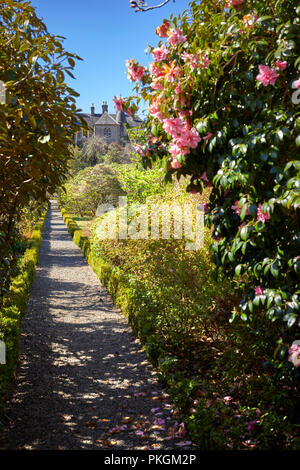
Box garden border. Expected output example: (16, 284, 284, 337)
(0, 208, 48, 416)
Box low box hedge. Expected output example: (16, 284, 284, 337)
(0, 209, 48, 416)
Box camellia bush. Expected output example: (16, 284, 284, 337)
(121, 0, 300, 376)
(0, 0, 85, 295)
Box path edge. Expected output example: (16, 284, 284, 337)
(0, 207, 48, 419)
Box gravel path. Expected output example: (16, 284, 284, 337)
(0, 201, 191, 450)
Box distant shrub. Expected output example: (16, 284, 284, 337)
(59, 164, 125, 217)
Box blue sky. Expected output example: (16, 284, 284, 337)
(31, 0, 191, 117)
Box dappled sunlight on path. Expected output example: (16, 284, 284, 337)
(0, 202, 191, 450)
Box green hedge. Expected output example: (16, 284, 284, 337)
(60, 207, 300, 450)
(0, 209, 48, 415)
(60, 208, 158, 348)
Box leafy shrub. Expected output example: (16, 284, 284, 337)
(58, 164, 125, 217)
(0, 1, 82, 294)
(61, 204, 299, 449)
(113, 161, 173, 205)
(81, 136, 109, 166)
(124, 0, 300, 374)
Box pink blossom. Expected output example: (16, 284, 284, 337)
(293, 78, 300, 89)
(167, 28, 187, 47)
(175, 441, 192, 447)
(203, 132, 213, 141)
(155, 21, 170, 38)
(257, 203, 270, 223)
(182, 52, 200, 71)
(149, 62, 164, 78)
(256, 65, 278, 86)
(288, 344, 300, 367)
(247, 420, 259, 433)
(150, 79, 164, 90)
(226, 0, 244, 6)
(232, 200, 249, 216)
(255, 286, 263, 296)
(126, 59, 146, 81)
(113, 96, 125, 112)
(169, 142, 189, 159)
(200, 171, 213, 187)
(153, 418, 165, 426)
(148, 102, 162, 121)
(174, 83, 182, 94)
(163, 117, 185, 138)
(187, 128, 201, 149)
(275, 60, 287, 71)
(171, 159, 182, 169)
(223, 396, 233, 404)
(152, 45, 169, 62)
(200, 53, 211, 68)
(202, 203, 210, 214)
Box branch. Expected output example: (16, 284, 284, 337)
(130, 0, 174, 12)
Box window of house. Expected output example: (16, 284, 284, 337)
(104, 128, 112, 138)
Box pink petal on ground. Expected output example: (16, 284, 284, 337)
(176, 441, 192, 447)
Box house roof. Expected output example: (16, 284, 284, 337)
(94, 112, 119, 126)
(77, 111, 143, 129)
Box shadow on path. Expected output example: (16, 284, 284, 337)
(0, 203, 188, 450)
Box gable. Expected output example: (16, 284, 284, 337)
(94, 112, 119, 126)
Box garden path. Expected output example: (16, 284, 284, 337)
(0, 201, 191, 450)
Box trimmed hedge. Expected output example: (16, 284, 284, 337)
(0, 209, 48, 415)
(60, 207, 300, 450)
(60, 208, 159, 349)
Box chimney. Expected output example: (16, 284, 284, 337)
(91, 103, 95, 116)
(102, 101, 108, 113)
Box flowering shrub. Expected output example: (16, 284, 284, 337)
(125, 0, 300, 373)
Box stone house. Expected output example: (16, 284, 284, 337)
(74, 101, 143, 146)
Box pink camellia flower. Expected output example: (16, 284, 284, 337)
(171, 159, 181, 169)
(126, 59, 146, 82)
(200, 171, 213, 187)
(257, 203, 270, 223)
(255, 286, 263, 296)
(256, 65, 278, 86)
(232, 200, 249, 216)
(163, 117, 185, 138)
(186, 127, 201, 149)
(293, 78, 300, 89)
(169, 141, 189, 158)
(226, 0, 244, 7)
(167, 28, 187, 47)
(200, 53, 211, 68)
(113, 95, 125, 112)
(149, 62, 164, 78)
(223, 396, 233, 404)
(247, 420, 259, 433)
(155, 21, 170, 38)
(152, 45, 169, 62)
(275, 60, 287, 71)
(288, 344, 300, 367)
(203, 132, 213, 141)
(148, 102, 162, 121)
(174, 83, 182, 95)
(150, 79, 164, 90)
